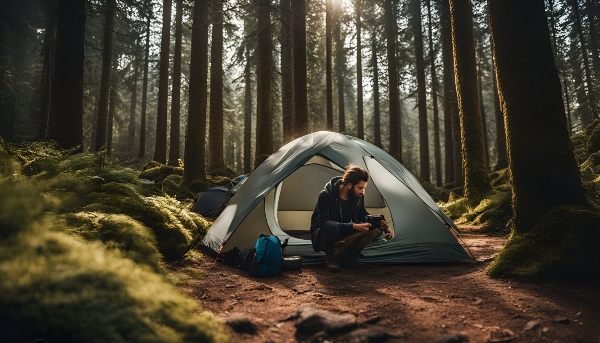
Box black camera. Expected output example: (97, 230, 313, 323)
(365, 214, 385, 230)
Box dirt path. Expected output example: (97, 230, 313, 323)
(169, 232, 600, 342)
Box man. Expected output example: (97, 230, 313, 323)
(310, 166, 392, 271)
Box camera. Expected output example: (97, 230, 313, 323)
(365, 214, 385, 230)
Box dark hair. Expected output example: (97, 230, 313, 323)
(341, 166, 369, 186)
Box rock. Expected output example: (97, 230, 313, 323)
(339, 328, 390, 343)
(488, 328, 515, 343)
(432, 332, 469, 343)
(471, 298, 483, 305)
(295, 303, 358, 335)
(523, 319, 540, 332)
(553, 317, 570, 323)
(226, 312, 257, 334)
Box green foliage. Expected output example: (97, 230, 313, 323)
(488, 206, 600, 280)
(584, 119, 600, 156)
(421, 182, 451, 202)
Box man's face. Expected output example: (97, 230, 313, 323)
(350, 180, 367, 198)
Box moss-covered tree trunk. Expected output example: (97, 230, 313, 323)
(167, 0, 183, 166)
(292, 0, 308, 138)
(153, 0, 172, 164)
(450, 0, 490, 198)
(440, 0, 456, 185)
(255, 0, 273, 167)
(182, 0, 209, 187)
(488, 0, 598, 279)
(94, 0, 116, 151)
(384, 0, 400, 161)
(491, 55, 507, 170)
(138, 17, 151, 159)
(477, 67, 489, 166)
(243, 42, 252, 174)
(280, 0, 293, 143)
(356, 0, 364, 139)
(39, 0, 56, 141)
(372, 31, 382, 148)
(47, 0, 85, 151)
(208, 0, 225, 171)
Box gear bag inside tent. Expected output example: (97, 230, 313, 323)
(201, 131, 474, 264)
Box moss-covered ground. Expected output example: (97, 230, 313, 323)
(0, 138, 229, 343)
(436, 121, 600, 280)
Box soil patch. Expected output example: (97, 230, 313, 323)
(169, 231, 600, 342)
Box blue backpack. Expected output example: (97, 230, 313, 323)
(238, 235, 286, 277)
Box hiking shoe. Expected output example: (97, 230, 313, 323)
(340, 258, 361, 269)
(325, 257, 341, 272)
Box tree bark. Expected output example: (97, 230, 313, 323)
(47, 0, 85, 151)
(280, 0, 294, 143)
(488, 0, 589, 231)
(440, 0, 456, 184)
(334, 0, 345, 133)
(128, 38, 139, 158)
(208, 0, 225, 171)
(107, 63, 116, 157)
(326, 0, 333, 131)
(491, 55, 507, 170)
(292, 0, 308, 138)
(372, 31, 382, 148)
(477, 65, 490, 166)
(139, 16, 151, 159)
(450, 0, 490, 199)
(384, 0, 400, 161)
(356, 0, 364, 139)
(255, 0, 273, 167)
(94, 0, 116, 151)
(244, 44, 252, 174)
(168, 0, 183, 166)
(427, 0, 442, 186)
(569, 0, 597, 125)
(153, 0, 172, 163)
(183, 0, 209, 186)
(39, 0, 57, 140)
(586, 0, 600, 79)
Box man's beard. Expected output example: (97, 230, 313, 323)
(350, 187, 363, 198)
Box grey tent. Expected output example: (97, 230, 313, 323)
(201, 131, 472, 264)
(192, 187, 229, 217)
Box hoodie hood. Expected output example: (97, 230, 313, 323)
(324, 176, 343, 201)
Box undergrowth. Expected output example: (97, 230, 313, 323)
(0, 138, 228, 342)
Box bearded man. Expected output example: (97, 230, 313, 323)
(310, 166, 392, 271)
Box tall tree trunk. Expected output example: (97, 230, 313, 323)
(372, 31, 382, 148)
(168, 0, 183, 166)
(39, 0, 57, 140)
(128, 39, 139, 158)
(107, 67, 116, 157)
(491, 56, 508, 170)
(427, 0, 442, 186)
(569, 0, 597, 125)
(292, 0, 308, 138)
(411, 0, 429, 181)
(244, 45, 252, 174)
(450, 0, 491, 199)
(488, 0, 589, 257)
(478, 66, 490, 166)
(440, 0, 456, 184)
(139, 17, 151, 159)
(586, 0, 600, 78)
(326, 0, 333, 131)
(47, 0, 85, 151)
(280, 0, 294, 143)
(208, 0, 225, 171)
(183, 0, 209, 186)
(384, 0, 401, 161)
(356, 0, 364, 139)
(255, 0, 273, 167)
(334, 1, 345, 133)
(94, 0, 116, 151)
(153, 0, 172, 163)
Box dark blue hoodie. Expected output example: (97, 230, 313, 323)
(309, 176, 369, 252)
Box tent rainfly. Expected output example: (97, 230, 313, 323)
(201, 131, 473, 264)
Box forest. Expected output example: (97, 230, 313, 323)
(1, 0, 600, 342)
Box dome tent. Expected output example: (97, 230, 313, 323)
(201, 131, 472, 264)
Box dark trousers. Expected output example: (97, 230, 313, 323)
(317, 224, 380, 261)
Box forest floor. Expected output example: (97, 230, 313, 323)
(168, 227, 600, 343)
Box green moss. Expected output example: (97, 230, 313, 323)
(162, 174, 183, 196)
(584, 119, 600, 156)
(488, 206, 600, 280)
(420, 182, 451, 202)
(208, 166, 238, 179)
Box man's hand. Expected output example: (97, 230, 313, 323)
(381, 220, 393, 240)
(353, 222, 371, 232)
